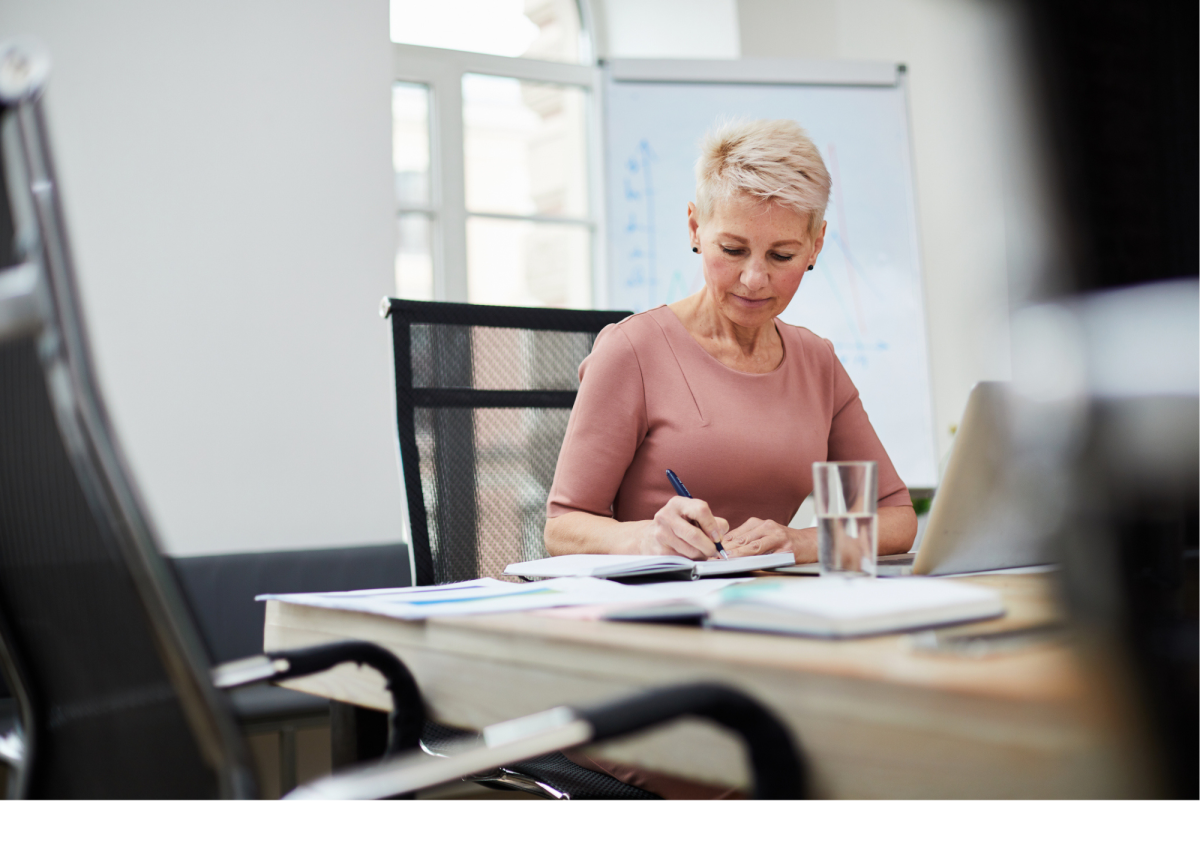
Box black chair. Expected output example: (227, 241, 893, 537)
(0, 39, 429, 798)
(173, 543, 411, 794)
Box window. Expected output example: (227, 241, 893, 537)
(393, 81, 434, 300)
(391, 0, 600, 309)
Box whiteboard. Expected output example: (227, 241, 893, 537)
(602, 59, 937, 489)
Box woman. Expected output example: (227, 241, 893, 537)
(545, 119, 916, 563)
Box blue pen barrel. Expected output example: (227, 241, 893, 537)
(664, 469, 729, 560)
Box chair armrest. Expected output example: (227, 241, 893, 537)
(284, 715, 592, 800)
(573, 682, 806, 799)
(211, 641, 424, 756)
(284, 681, 806, 800)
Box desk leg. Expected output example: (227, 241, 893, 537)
(330, 702, 388, 771)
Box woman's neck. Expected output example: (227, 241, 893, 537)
(668, 290, 783, 374)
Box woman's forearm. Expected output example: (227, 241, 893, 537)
(544, 511, 653, 556)
(785, 526, 819, 563)
(786, 505, 915, 563)
(546, 498, 729, 560)
(877, 505, 918, 556)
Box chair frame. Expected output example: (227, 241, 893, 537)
(0, 40, 258, 798)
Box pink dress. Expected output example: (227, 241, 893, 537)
(547, 306, 910, 526)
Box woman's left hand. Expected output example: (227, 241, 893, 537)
(722, 506, 916, 563)
(722, 518, 814, 560)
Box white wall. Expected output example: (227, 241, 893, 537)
(739, 0, 1063, 466)
(0, 0, 405, 556)
(593, 0, 741, 58)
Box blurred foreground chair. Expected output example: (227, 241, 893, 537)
(1011, 282, 1199, 798)
(0, 39, 427, 798)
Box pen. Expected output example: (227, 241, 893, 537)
(665, 469, 729, 560)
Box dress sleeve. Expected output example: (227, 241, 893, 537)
(823, 339, 913, 509)
(546, 324, 649, 519)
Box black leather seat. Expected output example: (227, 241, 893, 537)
(173, 544, 412, 793)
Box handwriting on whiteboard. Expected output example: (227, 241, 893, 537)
(620, 140, 657, 311)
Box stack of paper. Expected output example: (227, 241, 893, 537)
(257, 576, 747, 621)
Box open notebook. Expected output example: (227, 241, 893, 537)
(504, 552, 796, 581)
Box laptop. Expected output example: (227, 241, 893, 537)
(884, 381, 1057, 576)
(781, 381, 1057, 578)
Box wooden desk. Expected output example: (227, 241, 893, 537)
(263, 573, 1151, 798)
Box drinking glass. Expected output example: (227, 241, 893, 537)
(812, 461, 879, 578)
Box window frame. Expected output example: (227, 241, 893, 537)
(393, 42, 607, 307)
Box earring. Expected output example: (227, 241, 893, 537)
(692, 247, 699, 254)
(807, 264, 814, 271)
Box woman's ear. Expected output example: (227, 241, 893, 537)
(687, 202, 701, 250)
(810, 219, 828, 265)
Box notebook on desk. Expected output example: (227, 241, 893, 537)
(504, 552, 796, 581)
(706, 577, 1005, 638)
(605, 575, 1006, 637)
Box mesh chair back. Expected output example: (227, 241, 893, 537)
(0, 55, 253, 798)
(384, 299, 630, 585)
(0, 339, 231, 798)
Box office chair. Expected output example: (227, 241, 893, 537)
(1031, 282, 1199, 798)
(0, 38, 430, 798)
(175, 542, 412, 794)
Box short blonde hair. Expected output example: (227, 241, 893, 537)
(694, 119, 831, 237)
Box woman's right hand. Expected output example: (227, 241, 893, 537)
(640, 496, 730, 560)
